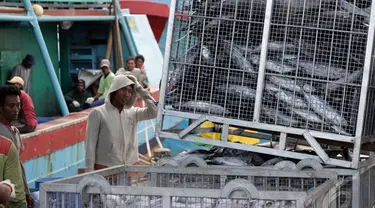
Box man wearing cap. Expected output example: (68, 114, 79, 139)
(6, 76, 37, 134)
(11, 54, 35, 94)
(64, 79, 92, 112)
(85, 59, 115, 108)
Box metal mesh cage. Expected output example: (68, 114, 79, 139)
(162, 0, 374, 138)
(40, 165, 344, 208)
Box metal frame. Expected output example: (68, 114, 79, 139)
(38, 158, 375, 208)
(156, 0, 375, 169)
(39, 164, 342, 208)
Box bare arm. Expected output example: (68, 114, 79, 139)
(85, 110, 101, 172)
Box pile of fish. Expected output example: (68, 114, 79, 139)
(165, 0, 372, 136)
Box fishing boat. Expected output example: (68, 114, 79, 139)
(0, 0, 197, 191)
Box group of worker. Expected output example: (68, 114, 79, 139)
(0, 53, 156, 207)
(64, 55, 149, 113)
(0, 55, 38, 207)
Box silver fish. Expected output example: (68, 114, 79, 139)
(331, 126, 352, 136)
(208, 157, 249, 166)
(302, 92, 349, 126)
(327, 69, 363, 91)
(251, 41, 298, 54)
(289, 59, 345, 79)
(251, 55, 296, 74)
(293, 108, 323, 123)
(217, 84, 256, 99)
(262, 107, 300, 126)
(276, 90, 308, 108)
(268, 76, 302, 93)
(222, 40, 257, 73)
(265, 83, 282, 94)
(180, 101, 231, 115)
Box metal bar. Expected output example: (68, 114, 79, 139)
(162, 110, 354, 143)
(177, 116, 207, 139)
(303, 132, 330, 162)
(37, 16, 115, 21)
(24, 0, 69, 116)
(353, 0, 375, 169)
(39, 186, 48, 208)
(351, 171, 361, 207)
(222, 123, 229, 142)
(114, 0, 137, 56)
(253, 0, 273, 122)
(279, 132, 287, 150)
(0, 15, 33, 21)
(179, 134, 353, 168)
(155, 0, 178, 136)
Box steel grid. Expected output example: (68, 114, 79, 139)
(156, 0, 375, 169)
(39, 164, 342, 208)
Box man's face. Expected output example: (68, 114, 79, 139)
(101, 66, 110, 75)
(136, 59, 143, 68)
(0, 95, 20, 122)
(126, 60, 135, 71)
(77, 83, 85, 93)
(113, 86, 133, 106)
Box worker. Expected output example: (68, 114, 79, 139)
(64, 79, 92, 112)
(6, 77, 37, 134)
(135, 54, 145, 70)
(84, 75, 157, 172)
(85, 59, 115, 108)
(116, 57, 150, 90)
(11, 54, 35, 94)
(0, 86, 34, 208)
(0, 138, 27, 207)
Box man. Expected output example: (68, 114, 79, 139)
(135, 54, 145, 70)
(85, 59, 115, 108)
(116, 57, 150, 90)
(84, 75, 157, 172)
(0, 86, 34, 207)
(11, 55, 35, 94)
(64, 79, 92, 112)
(6, 77, 37, 134)
(0, 138, 27, 207)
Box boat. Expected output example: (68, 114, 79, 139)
(0, 0, 197, 191)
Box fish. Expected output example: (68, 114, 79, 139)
(180, 101, 231, 115)
(250, 55, 297, 74)
(268, 76, 302, 93)
(206, 157, 250, 166)
(251, 41, 298, 55)
(217, 84, 256, 100)
(222, 40, 257, 74)
(262, 107, 300, 126)
(293, 108, 323, 123)
(288, 58, 346, 80)
(302, 91, 349, 127)
(327, 69, 363, 91)
(275, 89, 308, 108)
(331, 125, 352, 136)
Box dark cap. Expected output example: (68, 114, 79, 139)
(24, 54, 35, 66)
(77, 79, 86, 86)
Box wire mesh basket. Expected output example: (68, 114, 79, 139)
(38, 164, 355, 208)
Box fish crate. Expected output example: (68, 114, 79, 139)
(156, 0, 375, 169)
(38, 164, 356, 208)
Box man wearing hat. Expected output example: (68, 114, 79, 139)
(11, 54, 36, 94)
(6, 76, 37, 134)
(84, 59, 115, 108)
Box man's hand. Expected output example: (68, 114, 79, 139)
(126, 75, 142, 91)
(72, 100, 80, 108)
(26, 194, 35, 208)
(0, 180, 15, 198)
(85, 97, 95, 105)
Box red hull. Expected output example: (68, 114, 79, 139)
(119, 0, 169, 41)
